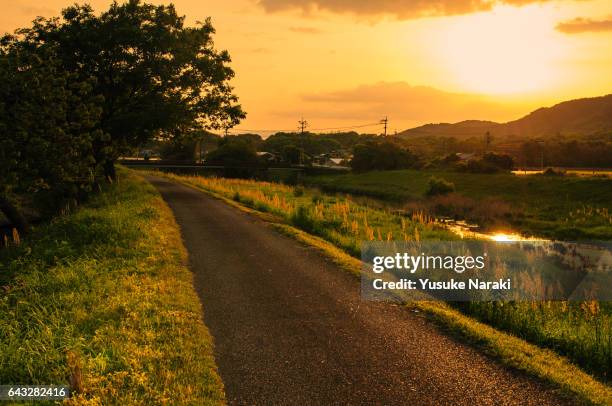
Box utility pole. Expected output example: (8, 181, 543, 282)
(380, 116, 388, 136)
(298, 117, 308, 166)
(298, 117, 308, 135)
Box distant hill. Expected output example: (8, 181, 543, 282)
(398, 94, 612, 139)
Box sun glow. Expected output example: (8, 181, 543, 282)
(490, 233, 520, 242)
(430, 5, 570, 95)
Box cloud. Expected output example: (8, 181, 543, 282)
(289, 26, 323, 34)
(272, 82, 533, 129)
(257, 0, 556, 20)
(556, 17, 612, 34)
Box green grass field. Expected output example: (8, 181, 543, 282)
(0, 169, 224, 405)
(153, 172, 611, 384)
(305, 169, 612, 240)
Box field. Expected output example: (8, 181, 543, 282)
(305, 169, 612, 240)
(153, 172, 611, 383)
(0, 170, 224, 404)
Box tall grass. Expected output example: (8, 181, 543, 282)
(157, 174, 454, 258)
(305, 169, 612, 240)
(0, 169, 225, 404)
(158, 172, 611, 381)
(457, 300, 611, 380)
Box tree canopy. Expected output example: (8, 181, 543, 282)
(0, 0, 244, 231)
(350, 141, 421, 172)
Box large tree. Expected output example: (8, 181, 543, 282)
(0, 1, 244, 230)
(7, 0, 245, 179)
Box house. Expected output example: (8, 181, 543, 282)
(257, 151, 279, 163)
(313, 154, 349, 168)
(329, 158, 345, 166)
(456, 152, 476, 161)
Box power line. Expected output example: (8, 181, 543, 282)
(224, 127, 291, 133)
(310, 122, 381, 131)
(223, 120, 383, 134)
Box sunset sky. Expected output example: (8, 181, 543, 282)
(2, 0, 612, 134)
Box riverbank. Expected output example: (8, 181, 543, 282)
(304, 169, 612, 240)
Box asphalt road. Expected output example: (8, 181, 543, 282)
(147, 176, 570, 406)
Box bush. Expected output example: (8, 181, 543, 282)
(293, 187, 304, 197)
(281, 145, 306, 165)
(311, 194, 324, 204)
(290, 205, 317, 233)
(458, 153, 514, 174)
(426, 177, 455, 196)
(0, 45, 102, 230)
(350, 141, 420, 172)
(205, 140, 261, 167)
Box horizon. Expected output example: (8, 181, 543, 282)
(2, 0, 612, 134)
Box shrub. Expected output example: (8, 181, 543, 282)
(281, 145, 305, 165)
(205, 140, 260, 168)
(458, 153, 514, 174)
(426, 177, 455, 196)
(290, 205, 317, 233)
(293, 187, 304, 197)
(350, 141, 420, 172)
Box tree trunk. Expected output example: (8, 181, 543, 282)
(0, 195, 29, 233)
(104, 160, 117, 181)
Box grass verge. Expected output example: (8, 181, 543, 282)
(0, 169, 225, 405)
(148, 170, 612, 405)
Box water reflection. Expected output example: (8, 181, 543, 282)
(435, 218, 540, 242)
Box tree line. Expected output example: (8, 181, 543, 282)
(155, 129, 611, 171)
(0, 0, 244, 232)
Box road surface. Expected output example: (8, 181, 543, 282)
(147, 176, 570, 406)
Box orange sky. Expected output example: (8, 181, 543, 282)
(2, 0, 612, 134)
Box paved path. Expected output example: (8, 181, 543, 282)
(148, 176, 569, 406)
